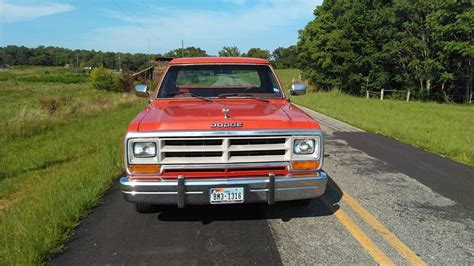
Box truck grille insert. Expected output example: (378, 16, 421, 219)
(230, 150, 286, 157)
(159, 136, 290, 164)
(230, 138, 286, 145)
(164, 139, 222, 146)
(165, 152, 223, 158)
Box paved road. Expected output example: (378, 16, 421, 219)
(51, 107, 474, 265)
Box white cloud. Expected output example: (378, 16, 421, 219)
(0, 1, 74, 23)
(83, 0, 320, 54)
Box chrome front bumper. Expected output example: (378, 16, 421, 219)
(120, 170, 328, 207)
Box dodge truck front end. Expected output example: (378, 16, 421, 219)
(120, 57, 328, 210)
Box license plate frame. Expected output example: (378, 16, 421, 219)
(209, 187, 244, 204)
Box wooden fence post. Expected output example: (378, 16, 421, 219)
(380, 89, 384, 100)
(406, 90, 410, 102)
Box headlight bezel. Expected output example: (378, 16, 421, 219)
(127, 138, 159, 165)
(291, 135, 322, 165)
(294, 139, 316, 154)
(133, 142, 157, 158)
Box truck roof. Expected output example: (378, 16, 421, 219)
(169, 57, 271, 65)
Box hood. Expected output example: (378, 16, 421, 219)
(132, 99, 320, 131)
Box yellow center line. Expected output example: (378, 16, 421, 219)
(333, 207, 395, 266)
(342, 192, 427, 266)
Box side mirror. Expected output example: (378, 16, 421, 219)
(135, 84, 150, 98)
(290, 83, 307, 96)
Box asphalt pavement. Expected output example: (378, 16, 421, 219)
(50, 107, 474, 265)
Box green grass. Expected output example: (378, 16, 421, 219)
(276, 69, 302, 91)
(0, 66, 145, 264)
(0, 67, 135, 141)
(277, 68, 474, 166)
(0, 103, 143, 263)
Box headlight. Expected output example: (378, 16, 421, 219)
(133, 142, 156, 158)
(294, 139, 315, 154)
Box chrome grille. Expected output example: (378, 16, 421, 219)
(159, 136, 291, 164)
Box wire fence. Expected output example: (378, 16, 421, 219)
(366, 89, 411, 102)
(366, 89, 472, 104)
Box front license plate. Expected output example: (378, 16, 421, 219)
(210, 187, 244, 204)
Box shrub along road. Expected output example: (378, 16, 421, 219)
(50, 107, 474, 265)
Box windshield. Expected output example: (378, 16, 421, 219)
(157, 64, 283, 99)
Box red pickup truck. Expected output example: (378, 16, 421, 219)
(120, 57, 327, 212)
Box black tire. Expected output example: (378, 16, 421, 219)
(292, 198, 312, 206)
(135, 203, 155, 213)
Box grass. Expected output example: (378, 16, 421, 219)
(276, 69, 302, 91)
(0, 104, 143, 263)
(0, 67, 134, 141)
(0, 66, 144, 264)
(276, 70, 474, 166)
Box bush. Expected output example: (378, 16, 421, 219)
(38, 96, 70, 116)
(91, 67, 116, 91)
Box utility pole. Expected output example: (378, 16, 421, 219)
(148, 37, 151, 67)
(181, 40, 184, 58)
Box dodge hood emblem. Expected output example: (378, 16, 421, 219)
(210, 122, 243, 128)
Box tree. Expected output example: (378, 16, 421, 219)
(428, 1, 474, 103)
(271, 45, 299, 69)
(296, 0, 472, 102)
(164, 47, 208, 58)
(218, 46, 241, 57)
(245, 48, 271, 59)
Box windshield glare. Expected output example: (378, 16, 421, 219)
(157, 65, 283, 99)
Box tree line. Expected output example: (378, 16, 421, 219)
(0, 45, 298, 71)
(0, 45, 160, 71)
(297, 0, 473, 103)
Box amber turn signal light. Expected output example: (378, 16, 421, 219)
(291, 160, 319, 170)
(129, 164, 160, 174)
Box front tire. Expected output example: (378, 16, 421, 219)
(135, 203, 155, 213)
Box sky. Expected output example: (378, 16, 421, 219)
(0, 0, 322, 55)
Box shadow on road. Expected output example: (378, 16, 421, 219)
(148, 175, 342, 224)
(50, 174, 342, 264)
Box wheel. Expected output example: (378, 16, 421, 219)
(292, 198, 312, 206)
(135, 203, 155, 213)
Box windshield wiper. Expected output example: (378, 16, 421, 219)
(218, 93, 269, 102)
(189, 93, 212, 101)
(164, 92, 212, 102)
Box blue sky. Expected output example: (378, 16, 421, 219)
(0, 0, 322, 55)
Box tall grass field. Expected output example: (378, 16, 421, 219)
(0, 67, 144, 263)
